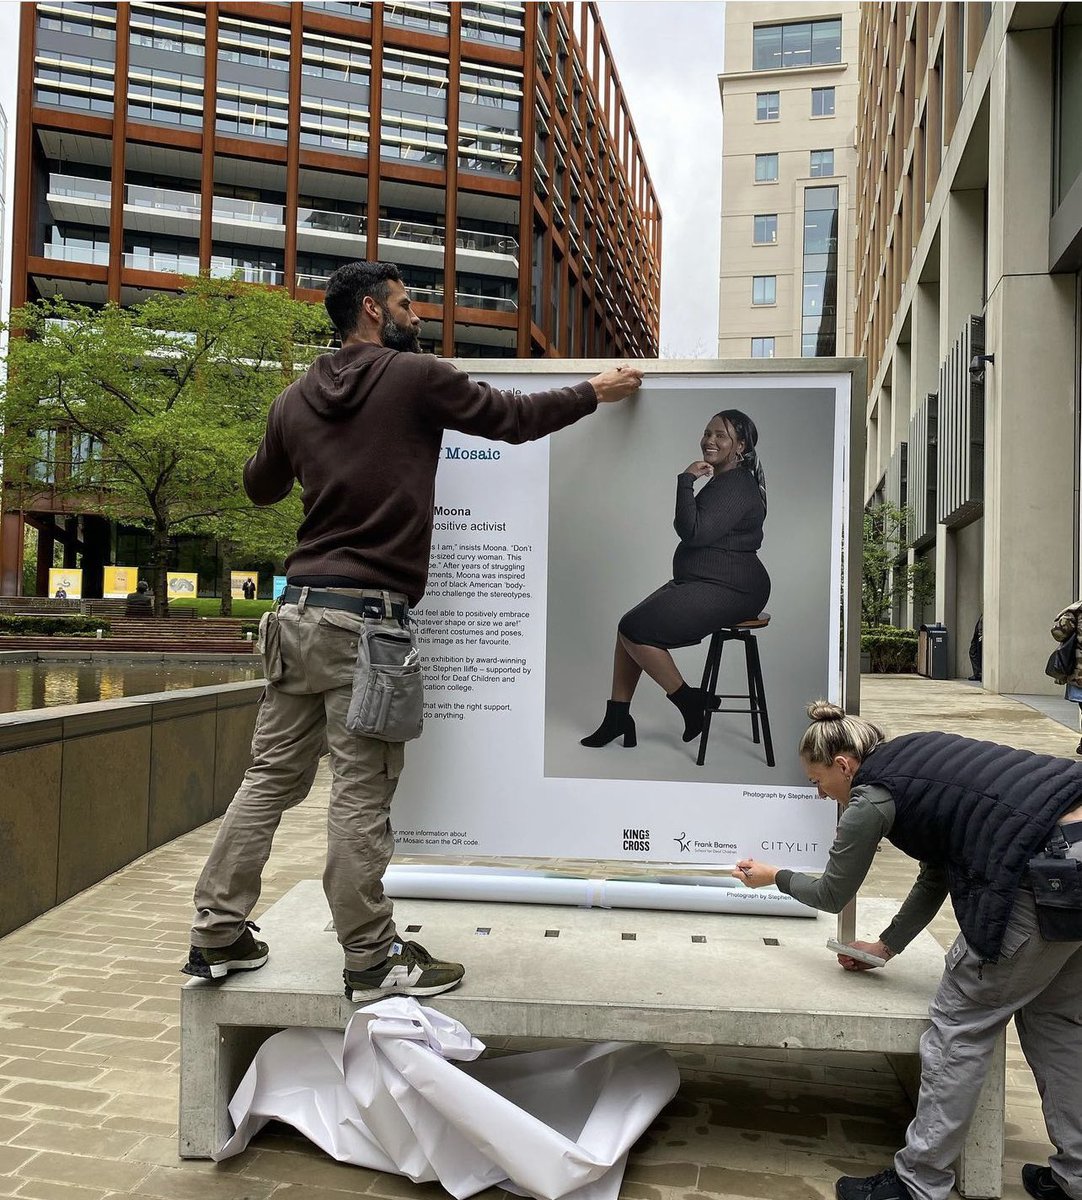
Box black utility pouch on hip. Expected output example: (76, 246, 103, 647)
(1028, 828, 1082, 940)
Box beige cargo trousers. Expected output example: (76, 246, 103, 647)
(190, 591, 407, 971)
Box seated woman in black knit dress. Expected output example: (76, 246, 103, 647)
(582, 409, 770, 748)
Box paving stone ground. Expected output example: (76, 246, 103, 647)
(0, 676, 1077, 1200)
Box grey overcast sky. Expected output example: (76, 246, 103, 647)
(596, 1, 726, 358)
(0, 0, 726, 359)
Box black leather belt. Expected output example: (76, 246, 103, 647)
(280, 585, 409, 622)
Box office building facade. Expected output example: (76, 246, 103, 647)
(1, 0, 661, 596)
(857, 2, 1082, 692)
(717, 1, 859, 360)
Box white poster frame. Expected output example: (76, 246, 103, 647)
(391, 358, 867, 882)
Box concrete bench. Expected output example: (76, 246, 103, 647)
(179, 880, 1004, 1196)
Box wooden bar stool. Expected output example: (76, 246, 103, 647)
(696, 614, 774, 767)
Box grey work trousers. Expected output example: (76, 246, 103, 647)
(190, 597, 406, 971)
(895, 842, 1082, 1200)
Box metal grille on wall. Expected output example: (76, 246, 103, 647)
(884, 441, 908, 511)
(936, 316, 985, 526)
(907, 391, 938, 549)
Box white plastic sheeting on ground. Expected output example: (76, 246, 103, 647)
(215, 997, 680, 1200)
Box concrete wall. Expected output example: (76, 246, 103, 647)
(858, 6, 1082, 693)
(0, 680, 263, 938)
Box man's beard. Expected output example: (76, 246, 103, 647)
(380, 307, 421, 353)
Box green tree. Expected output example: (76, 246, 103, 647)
(1, 277, 331, 614)
(862, 501, 933, 627)
(211, 495, 303, 616)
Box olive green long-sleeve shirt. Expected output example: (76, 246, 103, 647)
(773, 784, 949, 954)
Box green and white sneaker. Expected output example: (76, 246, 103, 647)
(344, 939, 464, 1000)
(182, 921, 269, 980)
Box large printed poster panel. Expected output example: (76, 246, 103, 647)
(48, 568, 82, 599)
(103, 566, 138, 598)
(395, 372, 849, 872)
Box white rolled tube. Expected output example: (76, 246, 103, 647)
(382, 865, 815, 917)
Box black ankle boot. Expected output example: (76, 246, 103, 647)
(667, 683, 707, 742)
(581, 700, 637, 748)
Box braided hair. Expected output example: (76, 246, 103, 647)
(713, 409, 767, 514)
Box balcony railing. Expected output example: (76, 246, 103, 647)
(210, 259, 285, 285)
(397, 286, 516, 312)
(298, 208, 366, 237)
(296, 272, 330, 290)
(454, 229, 519, 255)
(126, 183, 201, 215)
(213, 196, 285, 225)
(455, 291, 517, 312)
(43, 244, 110, 265)
(124, 251, 200, 274)
(48, 174, 111, 203)
(377, 215, 518, 257)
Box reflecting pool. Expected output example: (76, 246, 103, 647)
(0, 659, 264, 714)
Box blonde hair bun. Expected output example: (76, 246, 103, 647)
(798, 700, 886, 764)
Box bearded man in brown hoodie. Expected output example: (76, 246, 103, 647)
(183, 260, 643, 999)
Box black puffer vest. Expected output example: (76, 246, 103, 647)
(853, 732, 1082, 959)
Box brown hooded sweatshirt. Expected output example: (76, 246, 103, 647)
(244, 343, 597, 606)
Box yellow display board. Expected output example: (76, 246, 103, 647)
(166, 572, 199, 599)
(230, 571, 259, 600)
(103, 566, 139, 598)
(48, 568, 83, 599)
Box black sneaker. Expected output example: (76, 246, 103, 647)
(182, 921, 269, 980)
(344, 940, 464, 1000)
(836, 1168, 913, 1200)
(1023, 1165, 1070, 1200)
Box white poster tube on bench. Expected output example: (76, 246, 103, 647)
(382, 865, 816, 917)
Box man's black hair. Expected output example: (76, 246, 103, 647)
(324, 261, 403, 340)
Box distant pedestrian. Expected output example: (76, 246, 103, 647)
(242, 577, 256, 601)
(53, 587, 66, 599)
(967, 614, 982, 682)
(125, 580, 153, 617)
(1050, 600, 1082, 754)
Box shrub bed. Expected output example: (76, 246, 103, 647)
(0, 614, 111, 636)
(861, 625, 918, 673)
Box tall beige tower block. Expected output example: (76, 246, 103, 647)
(718, 2, 859, 360)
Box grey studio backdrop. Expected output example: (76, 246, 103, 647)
(544, 378, 844, 786)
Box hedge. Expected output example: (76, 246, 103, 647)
(861, 625, 918, 673)
(0, 614, 112, 637)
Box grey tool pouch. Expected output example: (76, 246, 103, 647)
(346, 622, 424, 742)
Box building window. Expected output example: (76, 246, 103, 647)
(752, 275, 776, 305)
(218, 17, 290, 71)
(751, 337, 775, 358)
(753, 19, 842, 70)
(216, 83, 289, 140)
(801, 185, 839, 356)
(756, 91, 779, 121)
(810, 149, 834, 177)
(755, 153, 778, 183)
(384, 2, 450, 36)
(461, 2, 524, 49)
(811, 86, 836, 117)
(753, 213, 778, 244)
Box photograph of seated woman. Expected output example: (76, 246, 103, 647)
(581, 409, 771, 750)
